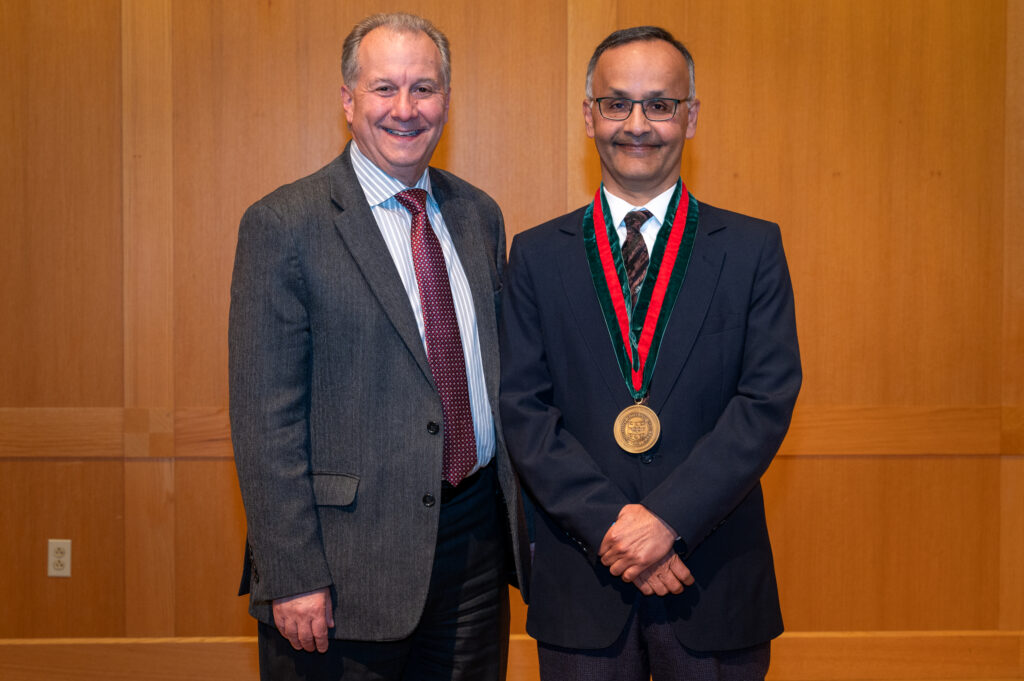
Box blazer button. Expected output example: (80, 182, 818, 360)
(640, 453, 654, 464)
(426, 421, 440, 434)
(422, 493, 436, 507)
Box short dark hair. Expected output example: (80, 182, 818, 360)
(341, 13, 451, 89)
(585, 26, 696, 100)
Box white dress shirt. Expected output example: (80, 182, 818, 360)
(603, 183, 679, 257)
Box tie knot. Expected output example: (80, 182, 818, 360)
(624, 209, 653, 234)
(395, 188, 429, 216)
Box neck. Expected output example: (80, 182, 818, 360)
(602, 178, 678, 207)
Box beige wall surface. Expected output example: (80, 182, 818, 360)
(1, 0, 1021, 677)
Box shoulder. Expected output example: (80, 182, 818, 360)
(429, 167, 501, 219)
(694, 201, 792, 280)
(697, 200, 781, 241)
(244, 155, 348, 225)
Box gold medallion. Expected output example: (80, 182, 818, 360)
(613, 403, 661, 453)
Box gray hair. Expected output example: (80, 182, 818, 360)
(341, 13, 451, 89)
(585, 26, 696, 101)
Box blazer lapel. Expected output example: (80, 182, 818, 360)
(433, 177, 501, 404)
(647, 203, 725, 412)
(328, 150, 434, 383)
(556, 212, 636, 405)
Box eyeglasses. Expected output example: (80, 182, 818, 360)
(593, 97, 689, 121)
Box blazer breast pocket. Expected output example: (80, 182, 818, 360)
(312, 472, 359, 507)
(699, 312, 743, 337)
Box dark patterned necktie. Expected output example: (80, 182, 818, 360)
(395, 188, 476, 486)
(622, 209, 653, 305)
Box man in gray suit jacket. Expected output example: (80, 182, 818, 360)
(229, 13, 527, 681)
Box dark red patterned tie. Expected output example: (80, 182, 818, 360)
(622, 209, 653, 305)
(395, 189, 476, 486)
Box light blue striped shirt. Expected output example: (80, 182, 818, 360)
(349, 141, 494, 473)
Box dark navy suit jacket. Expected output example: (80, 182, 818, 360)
(499, 197, 801, 652)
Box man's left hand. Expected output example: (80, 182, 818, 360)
(598, 504, 678, 582)
(633, 552, 695, 596)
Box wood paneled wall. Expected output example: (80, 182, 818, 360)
(1, 0, 1021, 677)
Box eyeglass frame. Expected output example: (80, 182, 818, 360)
(592, 96, 695, 122)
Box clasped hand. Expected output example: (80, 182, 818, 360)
(598, 504, 695, 596)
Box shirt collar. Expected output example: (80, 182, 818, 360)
(602, 182, 679, 231)
(349, 140, 434, 208)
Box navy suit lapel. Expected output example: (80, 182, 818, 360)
(648, 204, 725, 412)
(556, 203, 726, 412)
(556, 212, 636, 405)
(327, 151, 434, 384)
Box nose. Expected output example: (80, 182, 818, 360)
(392, 90, 416, 120)
(623, 101, 651, 135)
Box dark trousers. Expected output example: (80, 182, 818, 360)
(258, 465, 510, 681)
(537, 596, 770, 681)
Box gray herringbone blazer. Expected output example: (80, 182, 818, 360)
(229, 143, 528, 640)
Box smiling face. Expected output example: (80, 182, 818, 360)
(341, 28, 449, 185)
(583, 39, 699, 205)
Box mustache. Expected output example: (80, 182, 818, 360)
(611, 131, 660, 145)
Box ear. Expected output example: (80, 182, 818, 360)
(685, 98, 700, 139)
(583, 98, 596, 139)
(341, 85, 355, 124)
(443, 87, 451, 125)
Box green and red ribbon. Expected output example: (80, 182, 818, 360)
(582, 180, 700, 400)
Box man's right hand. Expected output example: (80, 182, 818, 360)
(599, 504, 677, 582)
(272, 586, 334, 653)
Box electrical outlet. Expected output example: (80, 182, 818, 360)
(47, 539, 71, 577)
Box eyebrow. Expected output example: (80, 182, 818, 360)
(604, 87, 672, 99)
(365, 77, 443, 89)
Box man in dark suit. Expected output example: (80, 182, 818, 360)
(500, 26, 801, 680)
(229, 12, 527, 681)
